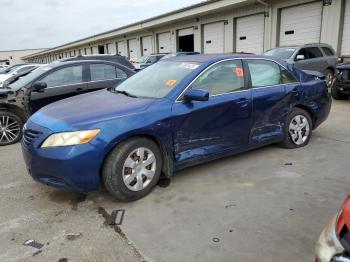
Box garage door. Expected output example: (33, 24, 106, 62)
(236, 14, 265, 54)
(106, 43, 116, 54)
(116, 41, 126, 56)
(128, 39, 138, 61)
(203, 22, 224, 54)
(141, 36, 153, 56)
(158, 32, 171, 53)
(341, 0, 350, 56)
(279, 2, 322, 46)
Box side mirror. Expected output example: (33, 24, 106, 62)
(296, 54, 305, 61)
(183, 89, 209, 102)
(32, 81, 47, 92)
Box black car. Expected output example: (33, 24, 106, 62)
(0, 60, 134, 146)
(61, 54, 135, 70)
(331, 63, 350, 100)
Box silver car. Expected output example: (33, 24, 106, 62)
(264, 43, 338, 87)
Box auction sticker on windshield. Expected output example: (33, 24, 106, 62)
(178, 63, 199, 70)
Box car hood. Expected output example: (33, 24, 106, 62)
(30, 89, 156, 131)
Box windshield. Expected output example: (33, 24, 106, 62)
(264, 48, 296, 60)
(135, 56, 149, 63)
(115, 61, 200, 99)
(3, 64, 22, 74)
(7, 65, 52, 91)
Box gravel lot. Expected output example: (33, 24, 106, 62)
(0, 99, 349, 262)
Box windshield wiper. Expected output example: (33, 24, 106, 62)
(116, 90, 138, 98)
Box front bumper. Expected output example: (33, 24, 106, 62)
(333, 80, 350, 94)
(21, 120, 103, 192)
(315, 216, 345, 262)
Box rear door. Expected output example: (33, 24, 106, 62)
(246, 59, 298, 144)
(29, 64, 87, 112)
(86, 62, 129, 92)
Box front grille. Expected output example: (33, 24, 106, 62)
(22, 129, 42, 147)
(339, 225, 350, 251)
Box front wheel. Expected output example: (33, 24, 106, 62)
(102, 137, 162, 201)
(0, 111, 23, 146)
(324, 69, 334, 89)
(280, 108, 312, 149)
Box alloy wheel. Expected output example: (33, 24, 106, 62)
(325, 71, 334, 88)
(122, 147, 157, 191)
(0, 115, 21, 145)
(288, 115, 310, 145)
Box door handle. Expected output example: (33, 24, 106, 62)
(76, 88, 84, 94)
(236, 98, 249, 108)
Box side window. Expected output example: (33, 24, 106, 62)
(90, 64, 116, 81)
(296, 48, 308, 60)
(90, 64, 128, 81)
(116, 67, 128, 79)
(40, 66, 83, 87)
(191, 60, 245, 96)
(247, 60, 281, 87)
(280, 66, 298, 84)
(308, 47, 323, 59)
(322, 47, 335, 56)
(148, 56, 158, 63)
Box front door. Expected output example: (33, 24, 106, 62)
(30, 64, 86, 113)
(171, 59, 252, 163)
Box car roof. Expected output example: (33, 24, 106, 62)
(47, 60, 134, 72)
(166, 54, 272, 63)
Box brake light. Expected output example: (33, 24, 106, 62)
(336, 195, 350, 236)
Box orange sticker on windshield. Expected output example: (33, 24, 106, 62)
(166, 80, 177, 87)
(235, 68, 244, 77)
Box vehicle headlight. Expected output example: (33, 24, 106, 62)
(41, 129, 100, 148)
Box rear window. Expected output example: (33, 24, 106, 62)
(322, 47, 335, 56)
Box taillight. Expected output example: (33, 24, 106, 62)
(336, 195, 350, 236)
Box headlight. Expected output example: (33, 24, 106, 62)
(41, 129, 100, 148)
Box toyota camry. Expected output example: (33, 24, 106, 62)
(21, 54, 331, 201)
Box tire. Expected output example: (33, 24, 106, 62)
(0, 110, 23, 146)
(280, 108, 312, 149)
(331, 86, 348, 100)
(324, 69, 334, 89)
(102, 137, 162, 201)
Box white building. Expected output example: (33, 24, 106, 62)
(0, 48, 47, 65)
(22, 0, 349, 63)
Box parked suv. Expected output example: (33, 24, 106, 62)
(133, 54, 166, 71)
(0, 60, 134, 146)
(264, 43, 337, 87)
(62, 54, 135, 70)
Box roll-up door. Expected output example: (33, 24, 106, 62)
(128, 39, 138, 61)
(203, 22, 225, 54)
(158, 32, 171, 53)
(116, 41, 126, 56)
(141, 36, 153, 56)
(279, 2, 322, 46)
(236, 14, 265, 54)
(341, 0, 350, 56)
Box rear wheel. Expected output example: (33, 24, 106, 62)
(280, 108, 312, 149)
(102, 137, 162, 201)
(331, 86, 348, 100)
(0, 111, 23, 146)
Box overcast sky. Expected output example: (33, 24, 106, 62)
(0, 0, 203, 51)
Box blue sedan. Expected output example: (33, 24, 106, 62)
(22, 54, 331, 201)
